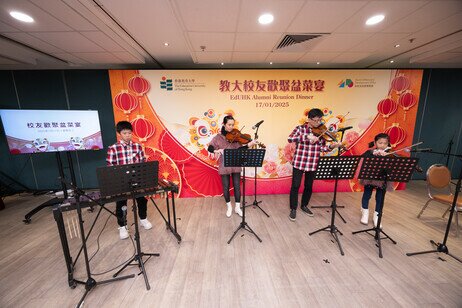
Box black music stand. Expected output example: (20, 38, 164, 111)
(352, 156, 419, 258)
(309, 156, 361, 255)
(225, 148, 265, 244)
(312, 131, 348, 212)
(97, 161, 160, 291)
(406, 151, 462, 263)
(65, 181, 135, 308)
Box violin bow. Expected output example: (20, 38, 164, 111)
(385, 142, 423, 156)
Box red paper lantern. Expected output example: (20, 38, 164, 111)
(398, 92, 417, 120)
(128, 74, 150, 111)
(377, 98, 398, 129)
(114, 90, 138, 119)
(391, 75, 410, 93)
(131, 115, 155, 142)
(385, 123, 406, 147)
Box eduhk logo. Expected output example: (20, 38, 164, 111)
(160, 77, 173, 91)
(338, 79, 354, 88)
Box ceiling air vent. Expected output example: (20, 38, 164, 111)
(275, 34, 326, 51)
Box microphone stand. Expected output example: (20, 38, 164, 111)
(406, 151, 462, 263)
(444, 137, 454, 167)
(244, 124, 270, 217)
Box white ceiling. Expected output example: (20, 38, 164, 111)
(0, 0, 461, 69)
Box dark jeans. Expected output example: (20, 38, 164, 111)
(116, 197, 148, 227)
(289, 167, 316, 210)
(361, 185, 384, 213)
(221, 173, 241, 203)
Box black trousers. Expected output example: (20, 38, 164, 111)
(116, 197, 148, 227)
(289, 167, 316, 210)
(221, 173, 241, 203)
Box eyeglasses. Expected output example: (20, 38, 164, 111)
(309, 118, 323, 123)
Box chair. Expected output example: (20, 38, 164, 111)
(417, 164, 462, 236)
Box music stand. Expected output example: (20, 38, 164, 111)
(309, 156, 361, 255)
(352, 156, 419, 258)
(312, 131, 348, 212)
(96, 161, 160, 290)
(224, 148, 265, 244)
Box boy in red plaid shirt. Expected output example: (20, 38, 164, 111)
(107, 121, 152, 239)
(288, 108, 342, 221)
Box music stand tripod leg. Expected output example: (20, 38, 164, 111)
(309, 226, 330, 236)
(335, 207, 347, 224)
(114, 191, 160, 290)
(331, 229, 344, 256)
(250, 201, 270, 218)
(227, 222, 244, 244)
(244, 222, 262, 242)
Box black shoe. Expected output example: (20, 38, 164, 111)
(301, 206, 314, 217)
(289, 209, 296, 221)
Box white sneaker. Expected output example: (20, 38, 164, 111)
(235, 203, 243, 217)
(360, 208, 369, 225)
(140, 219, 152, 230)
(373, 211, 382, 228)
(226, 202, 232, 218)
(119, 226, 129, 240)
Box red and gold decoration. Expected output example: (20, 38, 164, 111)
(128, 74, 150, 111)
(114, 90, 138, 119)
(391, 75, 411, 93)
(384, 123, 406, 147)
(398, 91, 417, 121)
(109, 69, 423, 197)
(348, 69, 423, 192)
(131, 115, 155, 143)
(377, 97, 398, 129)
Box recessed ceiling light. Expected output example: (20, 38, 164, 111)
(316, 62, 320, 65)
(258, 13, 274, 25)
(269, 62, 273, 65)
(220, 62, 224, 66)
(394, 44, 400, 48)
(164, 42, 169, 46)
(390, 60, 394, 63)
(9, 11, 34, 23)
(365, 14, 385, 26)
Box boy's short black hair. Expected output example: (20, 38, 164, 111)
(116, 121, 133, 133)
(307, 108, 324, 119)
(368, 133, 390, 148)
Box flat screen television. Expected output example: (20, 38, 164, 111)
(0, 109, 103, 154)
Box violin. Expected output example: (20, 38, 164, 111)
(310, 124, 348, 152)
(225, 128, 266, 148)
(311, 124, 337, 141)
(310, 111, 350, 143)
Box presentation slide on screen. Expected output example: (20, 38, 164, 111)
(0, 109, 103, 154)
